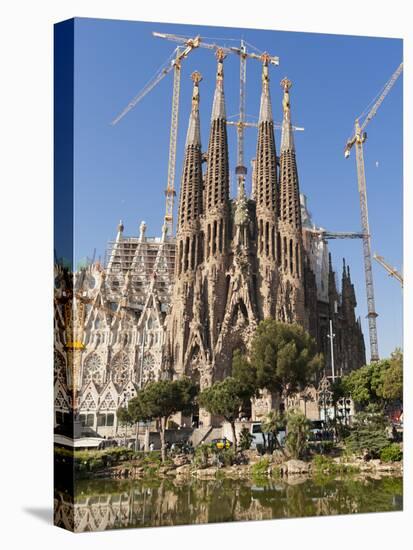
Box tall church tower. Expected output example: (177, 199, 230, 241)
(277, 78, 306, 326)
(165, 72, 204, 377)
(255, 54, 279, 319)
(201, 50, 231, 378)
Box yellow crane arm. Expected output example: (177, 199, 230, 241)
(359, 63, 403, 134)
(373, 253, 403, 287)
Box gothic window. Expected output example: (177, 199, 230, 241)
(55, 390, 69, 411)
(81, 392, 97, 410)
(54, 351, 67, 385)
(212, 221, 217, 254)
(99, 392, 117, 411)
(111, 351, 130, 388)
(83, 353, 104, 388)
(191, 237, 196, 270)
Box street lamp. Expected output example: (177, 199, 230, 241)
(327, 319, 336, 382)
(139, 325, 146, 389)
(317, 376, 333, 439)
(122, 390, 132, 446)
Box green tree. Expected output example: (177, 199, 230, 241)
(261, 410, 286, 454)
(380, 349, 403, 403)
(250, 320, 323, 402)
(342, 350, 403, 409)
(341, 364, 373, 406)
(285, 409, 310, 459)
(232, 349, 257, 397)
(345, 406, 390, 458)
(127, 378, 198, 462)
(116, 406, 133, 427)
(231, 349, 258, 417)
(198, 377, 251, 449)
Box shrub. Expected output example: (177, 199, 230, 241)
(217, 448, 235, 467)
(312, 454, 334, 473)
(192, 444, 211, 468)
(251, 457, 271, 477)
(345, 409, 389, 458)
(239, 427, 254, 451)
(380, 444, 403, 463)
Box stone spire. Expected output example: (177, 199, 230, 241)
(185, 72, 202, 147)
(116, 220, 124, 241)
(107, 220, 124, 272)
(177, 71, 203, 233)
(255, 55, 278, 318)
(278, 77, 305, 326)
(255, 54, 277, 216)
(211, 49, 226, 121)
(258, 54, 273, 123)
(280, 77, 295, 152)
(204, 49, 229, 215)
(279, 77, 301, 230)
(166, 73, 205, 378)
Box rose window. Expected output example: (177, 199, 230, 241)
(112, 352, 130, 387)
(83, 353, 104, 387)
(142, 353, 155, 385)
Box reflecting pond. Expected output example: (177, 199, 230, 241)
(54, 475, 403, 532)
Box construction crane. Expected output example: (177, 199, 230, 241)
(111, 36, 210, 238)
(344, 62, 403, 362)
(305, 228, 365, 240)
(373, 253, 403, 287)
(113, 32, 279, 238)
(154, 33, 279, 196)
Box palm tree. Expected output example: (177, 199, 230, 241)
(261, 410, 286, 454)
(285, 409, 310, 459)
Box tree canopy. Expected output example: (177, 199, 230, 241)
(342, 349, 403, 408)
(250, 320, 323, 397)
(126, 378, 198, 461)
(232, 349, 258, 397)
(127, 378, 198, 425)
(198, 378, 246, 424)
(198, 376, 254, 448)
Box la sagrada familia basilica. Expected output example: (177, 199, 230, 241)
(54, 52, 365, 437)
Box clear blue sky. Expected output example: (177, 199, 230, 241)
(72, 17, 403, 360)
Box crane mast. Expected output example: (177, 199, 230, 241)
(164, 51, 181, 237)
(235, 40, 247, 193)
(112, 36, 204, 238)
(355, 125, 379, 361)
(344, 62, 403, 362)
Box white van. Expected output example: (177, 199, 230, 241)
(250, 422, 286, 450)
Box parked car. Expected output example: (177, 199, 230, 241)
(308, 420, 334, 441)
(98, 438, 119, 450)
(308, 420, 324, 441)
(249, 422, 286, 450)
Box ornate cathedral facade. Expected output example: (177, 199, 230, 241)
(54, 53, 365, 436)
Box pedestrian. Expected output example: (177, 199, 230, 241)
(149, 442, 154, 452)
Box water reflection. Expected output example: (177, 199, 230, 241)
(54, 476, 402, 532)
